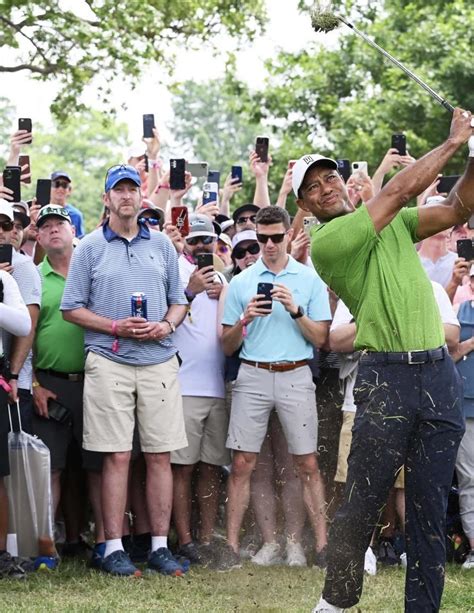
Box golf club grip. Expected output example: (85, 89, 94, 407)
(342, 18, 455, 114)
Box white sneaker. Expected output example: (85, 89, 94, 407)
(400, 552, 407, 568)
(364, 546, 377, 575)
(462, 550, 474, 569)
(250, 542, 282, 566)
(285, 541, 307, 567)
(312, 596, 344, 612)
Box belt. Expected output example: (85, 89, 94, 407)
(36, 368, 84, 382)
(359, 346, 446, 366)
(241, 359, 308, 372)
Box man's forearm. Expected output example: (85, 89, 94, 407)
(164, 304, 187, 328)
(62, 307, 114, 333)
(221, 322, 244, 356)
(296, 318, 329, 349)
(329, 323, 357, 353)
(10, 305, 38, 378)
(450, 336, 474, 363)
(253, 177, 271, 208)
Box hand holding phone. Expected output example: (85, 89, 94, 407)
(3, 167, 21, 202)
(18, 118, 32, 144)
(171, 206, 189, 236)
(256, 282, 273, 311)
(170, 159, 186, 190)
(197, 253, 214, 270)
(143, 114, 155, 139)
(231, 166, 243, 184)
(18, 155, 31, 184)
(391, 133, 407, 156)
(255, 137, 269, 163)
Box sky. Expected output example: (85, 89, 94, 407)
(3, 0, 330, 148)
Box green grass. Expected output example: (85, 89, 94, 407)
(0, 561, 473, 612)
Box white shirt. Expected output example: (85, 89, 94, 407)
(0, 271, 31, 355)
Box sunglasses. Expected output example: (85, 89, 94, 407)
(185, 235, 215, 246)
(236, 215, 256, 225)
(52, 180, 70, 189)
(233, 242, 260, 259)
(217, 244, 230, 254)
(0, 221, 14, 232)
(256, 232, 287, 244)
(140, 217, 161, 226)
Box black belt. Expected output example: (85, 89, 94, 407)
(360, 346, 446, 366)
(36, 368, 84, 382)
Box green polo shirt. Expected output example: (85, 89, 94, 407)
(311, 205, 444, 352)
(34, 257, 85, 372)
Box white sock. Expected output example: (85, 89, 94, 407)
(313, 596, 344, 612)
(104, 538, 124, 558)
(151, 536, 168, 552)
(468, 135, 474, 157)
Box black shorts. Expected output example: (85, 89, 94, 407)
(0, 388, 10, 477)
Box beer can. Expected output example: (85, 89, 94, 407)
(131, 292, 147, 320)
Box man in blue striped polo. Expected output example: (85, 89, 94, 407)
(61, 165, 188, 577)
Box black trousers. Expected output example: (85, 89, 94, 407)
(322, 355, 465, 612)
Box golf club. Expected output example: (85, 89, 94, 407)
(311, 2, 474, 124)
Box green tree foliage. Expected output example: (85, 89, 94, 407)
(0, 0, 266, 120)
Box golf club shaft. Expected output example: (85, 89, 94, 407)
(339, 16, 455, 114)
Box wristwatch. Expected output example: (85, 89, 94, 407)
(290, 305, 305, 320)
(163, 319, 176, 333)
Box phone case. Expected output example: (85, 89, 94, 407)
(197, 253, 214, 270)
(170, 159, 186, 190)
(3, 167, 21, 202)
(36, 179, 52, 207)
(207, 171, 220, 187)
(231, 166, 243, 183)
(255, 137, 269, 163)
(171, 206, 189, 236)
(437, 175, 459, 194)
(18, 155, 31, 184)
(391, 134, 406, 156)
(143, 114, 155, 138)
(457, 239, 474, 261)
(257, 282, 273, 307)
(186, 162, 208, 178)
(18, 118, 32, 143)
(0, 244, 13, 265)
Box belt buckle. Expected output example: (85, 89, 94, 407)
(268, 363, 275, 372)
(407, 351, 424, 365)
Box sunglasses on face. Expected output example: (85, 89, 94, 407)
(217, 244, 230, 254)
(185, 235, 215, 246)
(236, 215, 256, 225)
(140, 217, 160, 226)
(0, 221, 14, 232)
(233, 242, 260, 259)
(52, 180, 70, 189)
(256, 232, 287, 244)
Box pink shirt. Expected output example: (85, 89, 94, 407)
(454, 282, 474, 305)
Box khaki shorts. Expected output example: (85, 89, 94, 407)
(83, 352, 187, 453)
(335, 410, 405, 487)
(171, 396, 230, 466)
(227, 363, 317, 455)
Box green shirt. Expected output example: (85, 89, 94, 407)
(34, 258, 85, 372)
(311, 205, 444, 352)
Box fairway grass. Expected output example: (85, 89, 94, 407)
(0, 561, 473, 612)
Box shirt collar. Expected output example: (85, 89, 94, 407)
(254, 255, 299, 275)
(102, 220, 150, 243)
(41, 257, 55, 276)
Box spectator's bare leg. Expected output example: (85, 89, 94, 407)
(144, 452, 173, 536)
(196, 462, 221, 544)
(130, 455, 150, 535)
(293, 453, 327, 551)
(251, 433, 277, 544)
(227, 451, 258, 552)
(88, 471, 104, 543)
(102, 452, 131, 539)
(172, 463, 195, 546)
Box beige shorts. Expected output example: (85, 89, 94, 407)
(171, 396, 230, 466)
(83, 352, 187, 453)
(335, 410, 405, 487)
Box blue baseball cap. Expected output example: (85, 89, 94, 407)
(105, 164, 141, 192)
(51, 171, 72, 182)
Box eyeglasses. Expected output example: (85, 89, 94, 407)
(52, 180, 70, 189)
(256, 232, 287, 244)
(0, 221, 14, 232)
(185, 235, 215, 246)
(233, 242, 260, 259)
(236, 215, 256, 225)
(217, 244, 229, 254)
(140, 217, 161, 226)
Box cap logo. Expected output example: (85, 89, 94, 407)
(303, 155, 314, 165)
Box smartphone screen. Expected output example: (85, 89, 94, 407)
(391, 133, 406, 156)
(142, 114, 155, 138)
(3, 167, 21, 202)
(0, 244, 13, 266)
(231, 166, 243, 183)
(197, 253, 214, 270)
(255, 137, 269, 163)
(170, 159, 186, 190)
(18, 118, 32, 144)
(257, 282, 273, 309)
(36, 179, 52, 207)
(207, 170, 220, 188)
(171, 206, 189, 236)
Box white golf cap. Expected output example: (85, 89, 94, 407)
(232, 230, 258, 248)
(0, 200, 14, 221)
(292, 154, 338, 197)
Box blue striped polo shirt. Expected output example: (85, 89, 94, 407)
(60, 222, 187, 366)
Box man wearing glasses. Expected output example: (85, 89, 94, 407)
(61, 164, 188, 577)
(50, 171, 85, 239)
(232, 203, 259, 233)
(218, 206, 331, 570)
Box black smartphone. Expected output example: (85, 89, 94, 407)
(207, 170, 220, 188)
(336, 159, 351, 183)
(457, 239, 474, 261)
(18, 118, 32, 144)
(197, 253, 214, 270)
(391, 133, 406, 156)
(36, 179, 52, 207)
(47, 398, 71, 425)
(257, 282, 273, 309)
(255, 137, 269, 163)
(142, 114, 155, 139)
(0, 244, 13, 266)
(18, 155, 31, 184)
(437, 175, 460, 194)
(170, 158, 186, 190)
(3, 167, 21, 202)
(231, 165, 243, 184)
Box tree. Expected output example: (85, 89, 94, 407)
(0, 0, 266, 120)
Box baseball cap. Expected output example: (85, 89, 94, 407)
(0, 200, 14, 221)
(12, 201, 30, 229)
(232, 204, 259, 223)
(292, 154, 338, 197)
(105, 164, 141, 192)
(218, 232, 233, 250)
(232, 230, 258, 249)
(187, 214, 217, 239)
(36, 205, 72, 228)
(51, 171, 72, 182)
(220, 219, 234, 233)
(138, 200, 165, 227)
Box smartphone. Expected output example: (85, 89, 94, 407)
(18, 155, 31, 184)
(202, 181, 218, 206)
(391, 133, 406, 156)
(36, 179, 52, 207)
(0, 244, 13, 266)
(352, 161, 368, 176)
(231, 165, 243, 184)
(186, 162, 208, 178)
(257, 282, 273, 309)
(437, 175, 460, 194)
(336, 159, 351, 182)
(303, 216, 319, 236)
(47, 398, 71, 425)
(18, 118, 32, 144)
(3, 167, 21, 202)
(207, 170, 220, 188)
(255, 136, 269, 163)
(457, 239, 474, 261)
(142, 114, 155, 139)
(468, 214, 474, 230)
(171, 206, 189, 237)
(170, 158, 186, 190)
(197, 253, 214, 270)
